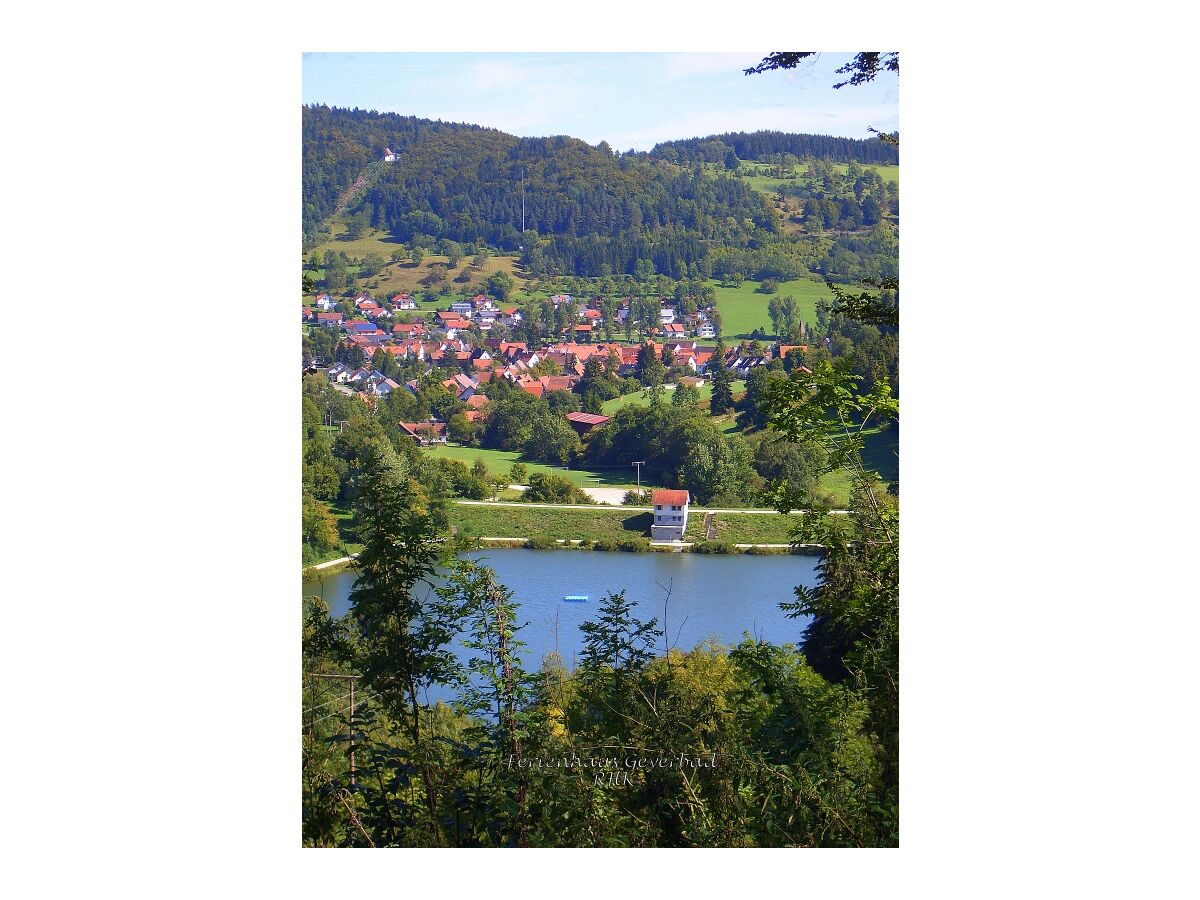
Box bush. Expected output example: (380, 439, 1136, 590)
(592, 539, 618, 552)
(617, 537, 650, 552)
(623, 489, 651, 505)
(522, 472, 593, 504)
(691, 540, 734, 555)
(524, 536, 558, 550)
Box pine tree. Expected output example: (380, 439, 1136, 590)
(709, 340, 734, 415)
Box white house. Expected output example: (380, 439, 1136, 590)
(650, 489, 690, 542)
(314, 294, 336, 311)
(695, 321, 717, 339)
(383, 148, 397, 162)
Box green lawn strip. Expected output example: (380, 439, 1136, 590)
(449, 500, 847, 547)
(702, 510, 851, 544)
(422, 444, 641, 488)
(449, 503, 652, 543)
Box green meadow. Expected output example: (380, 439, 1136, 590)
(709, 277, 831, 339)
(421, 444, 644, 489)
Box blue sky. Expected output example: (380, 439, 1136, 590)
(302, 52, 898, 151)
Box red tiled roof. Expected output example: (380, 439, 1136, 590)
(565, 412, 611, 426)
(651, 489, 690, 506)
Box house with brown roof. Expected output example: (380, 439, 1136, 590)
(398, 421, 448, 445)
(565, 411, 611, 435)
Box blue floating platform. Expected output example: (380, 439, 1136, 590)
(563, 595, 589, 603)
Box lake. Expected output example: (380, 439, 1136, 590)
(303, 550, 819, 675)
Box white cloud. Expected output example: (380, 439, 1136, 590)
(659, 52, 765, 80)
(467, 59, 537, 92)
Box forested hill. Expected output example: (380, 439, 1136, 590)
(651, 130, 899, 166)
(303, 106, 897, 279)
(303, 106, 500, 239)
(304, 105, 777, 277)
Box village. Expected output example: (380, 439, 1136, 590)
(303, 288, 812, 449)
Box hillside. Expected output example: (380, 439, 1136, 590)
(303, 106, 899, 283)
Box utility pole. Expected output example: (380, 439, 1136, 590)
(633, 461, 645, 501)
(306, 672, 361, 787)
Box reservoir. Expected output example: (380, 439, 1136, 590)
(303, 549, 819, 673)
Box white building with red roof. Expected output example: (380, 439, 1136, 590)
(650, 489, 690, 542)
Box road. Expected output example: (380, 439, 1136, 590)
(460, 499, 848, 515)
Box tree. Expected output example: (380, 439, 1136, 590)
(410, 246, 425, 267)
(302, 493, 340, 554)
(521, 471, 589, 504)
(343, 441, 464, 843)
(509, 462, 528, 484)
(447, 413, 475, 445)
(677, 423, 755, 505)
(637, 342, 667, 394)
(486, 269, 514, 301)
(579, 590, 661, 676)
(471, 457, 490, 483)
(524, 415, 581, 466)
(744, 52, 899, 89)
(764, 356, 899, 835)
(709, 341, 735, 415)
(671, 382, 700, 407)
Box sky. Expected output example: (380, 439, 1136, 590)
(302, 52, 898, 151)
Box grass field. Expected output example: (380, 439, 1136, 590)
(448, 501, 840, 546)
(307, 222, 409, 260)
(709, 277, 833, 339)
(449, 503, 652, 542)
(736, 162, 899, 196)
(305, 220, 528, 306)
(601, 383, 747, 416)
(422, 444, 645, 489)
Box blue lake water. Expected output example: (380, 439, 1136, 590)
(303, 549, 818, 676)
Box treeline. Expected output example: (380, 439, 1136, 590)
(652, 130, 899, 166)
(303, 106, 779, 277)
(365, 129, 775, 276)
(301, 375, 509, 562)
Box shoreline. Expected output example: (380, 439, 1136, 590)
(303, 539, 823, 577)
